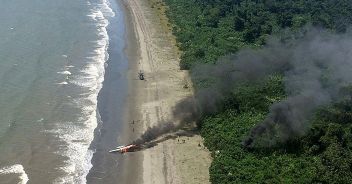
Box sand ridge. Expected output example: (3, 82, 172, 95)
(121, 0, 211, 183)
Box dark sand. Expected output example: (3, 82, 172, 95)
(114, 0, 144, 183)
(86, 0, 143, 183)
(87, 0, 211, 183)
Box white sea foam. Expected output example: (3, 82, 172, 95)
(65, 65, 75, 68)
(56, 81, 68, 85)
(57, 70, 72, 75)
(0, 164, 29, 184)
(48, 0, 115, 183)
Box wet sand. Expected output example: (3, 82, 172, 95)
(87, 0, 212, 183)
(86, 0, 130, 183)
(86, 0, 144, 182)
(119, 0, 212, 183)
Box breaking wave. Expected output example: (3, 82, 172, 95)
(0, 164, 29, 184)
(47, 0, 115, 183)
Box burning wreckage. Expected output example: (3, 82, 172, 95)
(109, 144, 138, 154)
(109, 79, 199, 154)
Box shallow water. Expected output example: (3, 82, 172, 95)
(0, 0, 125, 183)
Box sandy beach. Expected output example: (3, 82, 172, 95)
(119, 0, 212, 183)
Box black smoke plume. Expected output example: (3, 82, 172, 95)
(132, 97, 198, 146)
(192, 27, 352, 147)
(132, 27, 352, 148)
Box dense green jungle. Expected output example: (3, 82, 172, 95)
(161, 0, 352, 183)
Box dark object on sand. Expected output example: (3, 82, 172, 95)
(109, 144, 139, 154)
(138, 70, 144, 80)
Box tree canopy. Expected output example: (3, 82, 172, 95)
(158, 0, 352, 183)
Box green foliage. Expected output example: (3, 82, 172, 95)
(228, 75, 285, 113)
(200, 77, 318, 183)
(162, 0, 352, 183)
(200, 80, 352, 183)
(164, 0, 352, 69)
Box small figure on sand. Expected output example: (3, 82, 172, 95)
(138, 70, 144, 80)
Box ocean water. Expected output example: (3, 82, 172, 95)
(0, 0, 123, 183)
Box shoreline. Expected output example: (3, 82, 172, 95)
(114, 0, 144, 183)
(86, 0, 130, 183)
(118, 0, 212, 183)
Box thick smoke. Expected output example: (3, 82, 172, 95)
(192, 28, 352, 147)
(132, 97, 198, 145)
(132, 28, 352, 148)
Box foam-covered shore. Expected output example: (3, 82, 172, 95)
(0, 0, 119, 183)
(50, 0, 115, 183)
(0, 0, 114, 183)
(0, 164, 28, 184)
